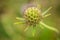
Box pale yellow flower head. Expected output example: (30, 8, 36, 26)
(24, 7, 42, 26)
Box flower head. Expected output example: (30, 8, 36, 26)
(24, 7, 42, 26)
(14, 4, 59, 37)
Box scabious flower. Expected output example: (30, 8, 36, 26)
(14, 3, 59, 37)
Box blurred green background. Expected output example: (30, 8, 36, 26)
(0, 0, 60, 40)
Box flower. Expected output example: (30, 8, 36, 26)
(14, 4, 59, 37)
(24, 7, 42, 26)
